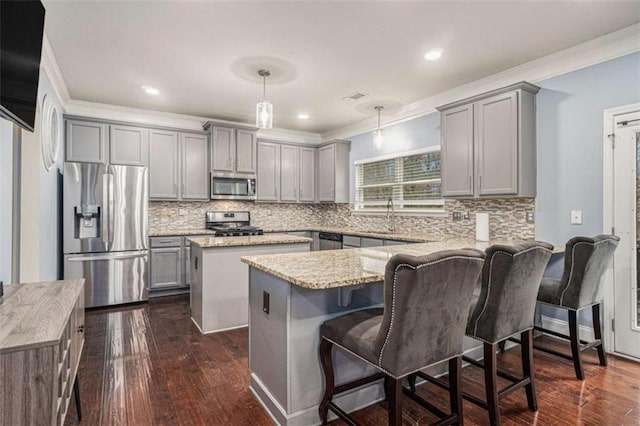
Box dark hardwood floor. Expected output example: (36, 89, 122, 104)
(65, 295, 640, 425)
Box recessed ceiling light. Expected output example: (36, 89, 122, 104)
(424, 49, 443, 61)
(142, 86, 159, 95)
(298, 113, 310, 120)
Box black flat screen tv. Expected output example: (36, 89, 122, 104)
(0, 1, 46, 132)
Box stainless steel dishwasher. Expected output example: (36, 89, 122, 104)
(318, 232, 343, 250)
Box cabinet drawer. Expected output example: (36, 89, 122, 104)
(342, 235, 361, 247)
(361, 237, 384, 248)
(150, 237, 182, 248)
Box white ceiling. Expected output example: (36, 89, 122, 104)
(44, 1, 640, 134)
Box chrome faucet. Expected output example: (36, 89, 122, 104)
(386, 198, 396, 233)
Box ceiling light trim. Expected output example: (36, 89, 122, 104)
(321, 23, 640, 142)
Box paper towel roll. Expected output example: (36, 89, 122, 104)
(476, 213, 489, 242)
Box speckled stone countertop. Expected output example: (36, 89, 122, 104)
(188, 234, 312, 248)
(264, 227, 436, 242)
(241, 239, 564, 290)
(150, 228, 215, 237)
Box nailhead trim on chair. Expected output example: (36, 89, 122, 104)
(377, 256, 485, 369)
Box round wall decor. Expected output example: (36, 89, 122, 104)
(41, 94, 61, 171)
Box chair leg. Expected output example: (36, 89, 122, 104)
(568, 310, 585, 380)
(520, 330, 537, 411)
(592, 303, 607, 367)
(483, 343, 501, 426)
(385, 376, 403, 426)
(407, 374, 417, 393)
(74, 376, 82, 421)
(449, 356, 464, 426)
(319, 339, 334, 425)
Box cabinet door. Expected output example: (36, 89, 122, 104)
(475, 91, 518, 196)
(66, 119, 108, 163)
(150, 247, 181, 289)
(149, 129, 179, 199)
(183, 246, 191, 287)
(181, 133, 209, 200)
(109, 125, 148, 166)
(279, 145, 298, 202)
(299, 147, 316, 202)
(318, 144, 336, 201)
(441, 104, 474, 197)
(256, 141, 279, 201)
(211, 127, 234, 172)
(236, 129, 257, 174)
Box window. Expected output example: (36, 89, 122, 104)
(354, 147, 444, 213)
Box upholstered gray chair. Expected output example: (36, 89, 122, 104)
(319, 249, 485, 426)
(415, 242, 551, 426)
(535, 235, 619, 380)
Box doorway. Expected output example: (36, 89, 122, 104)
(607, 105, 640, 360)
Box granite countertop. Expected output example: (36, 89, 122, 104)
(150, 228, 216, 237)
(241, 239, 564, 290)
(188, 234, 312, 248)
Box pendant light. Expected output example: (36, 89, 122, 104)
(373, 106, 384, 149)
(256, 69, 273, 129)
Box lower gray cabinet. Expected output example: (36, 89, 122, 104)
(184, 246, 191, 287)
(150, 247, 181, 289)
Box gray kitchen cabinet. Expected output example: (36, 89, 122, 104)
(299, 147, 316, 202)
(437, 81, 539, 198)
(206, 122, 258, 175)
(150, 247, 181, 289)
(109, 124, 148, 166)
(149, 129, 180, 199)
(181, 132, 209, 200)
(342, 235, 360, 249)
(236, 129, 257, 174)
(441, 104, 474, 197)
(257, 141, 280, 201)
(383, 239, 408, 246)
(280, 144, 299, 202)
(318, 141, 350, 203)
(210, 126, 234, 172)
(361, 237, 384, 247)
(65, 119, 108, 163)
(184, 246, 191, 287)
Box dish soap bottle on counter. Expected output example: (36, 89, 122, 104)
(476, 213, 489, 242)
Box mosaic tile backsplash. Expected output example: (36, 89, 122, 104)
(149, 198, 535, 240)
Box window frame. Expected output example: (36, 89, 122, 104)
(353, 146, 446, 216)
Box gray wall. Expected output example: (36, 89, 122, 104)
(0, 118, 13, 284)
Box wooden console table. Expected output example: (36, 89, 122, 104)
(0, 279, 85, 425)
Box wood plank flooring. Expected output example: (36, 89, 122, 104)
(65, 295, 640, 425)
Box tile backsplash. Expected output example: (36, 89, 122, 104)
(149, 198, 535, 240)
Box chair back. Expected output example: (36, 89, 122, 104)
(556, 235, 619, 309)
(374, 249, 485, 377)
(466, 242, 553, 344)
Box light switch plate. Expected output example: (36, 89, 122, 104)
(452, 212, 462, 221)
(178, 208, 186, 216)
(571, 210, 583, 225)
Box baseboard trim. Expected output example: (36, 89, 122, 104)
(540, 315, 595, 342)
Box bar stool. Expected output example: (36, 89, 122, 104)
(534, 235, 619, 380)
(411, 242, 553, 426)
(319, 249, 485, 426)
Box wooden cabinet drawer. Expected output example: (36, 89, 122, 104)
(150, 236, 182, 248)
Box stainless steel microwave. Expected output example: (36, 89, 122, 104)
(211, 174, 257, 200)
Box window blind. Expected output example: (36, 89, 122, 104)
(355, 148, 444, 212)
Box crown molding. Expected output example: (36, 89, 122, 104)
(40, 35, 71, 107)
(321, 23, 640, 142)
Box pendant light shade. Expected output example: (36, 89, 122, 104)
(373, 106, 384, 149)
(256, 69, 273, 129)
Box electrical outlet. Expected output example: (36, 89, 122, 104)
(571, 210, 583, 225)
(526, 211, 535, 223)
(462, 211, 470, 220)
(452, 211, 462, 221)
(178, 209, 186, 216)
(266, 209, 272, 216)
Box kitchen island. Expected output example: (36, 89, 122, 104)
(241, 240, 564, 426)
(189, 234, 312, 334)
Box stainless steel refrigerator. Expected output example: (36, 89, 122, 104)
(63, 162, 148, 308)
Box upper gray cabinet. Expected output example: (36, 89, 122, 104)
(256, 141, 279, 201)
(279, 144, 298, 202)
(318, 141, 350, 203)
(437, 81, 539, 198)
(298, 147, 316, 202)
(109, 124, 148, 166)
(205, 122, 257, 176)
(65, 119, 108, 163)
(149, 129, 180, 199)
(180, 133, 209, 200)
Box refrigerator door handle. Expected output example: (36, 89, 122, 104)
(107, 172, 115, 248)
(102, 174, 110, 248)
(66, 250, 148, 262)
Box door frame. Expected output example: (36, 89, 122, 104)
(603, 102, 640, 360)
